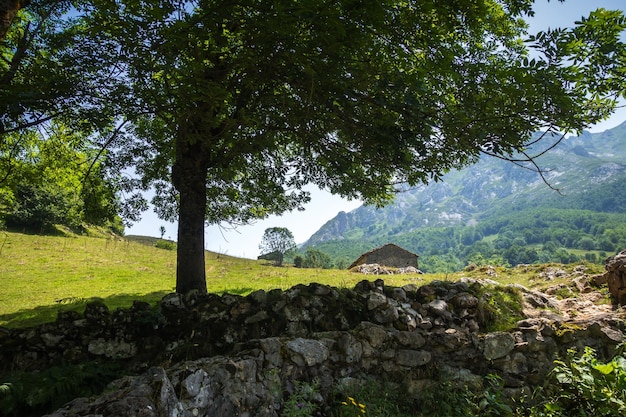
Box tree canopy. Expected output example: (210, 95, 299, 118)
(2, 1, 626, 293)
(259, 227, 297, 267)
(0, 120, 124, 232)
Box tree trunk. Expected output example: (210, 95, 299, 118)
(172, 132, 209, 294)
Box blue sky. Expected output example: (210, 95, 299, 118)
(127, 0, 626, 258)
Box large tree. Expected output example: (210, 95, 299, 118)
(75, 1, 626, 293)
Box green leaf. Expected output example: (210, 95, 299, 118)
(593, 363, 615, 375)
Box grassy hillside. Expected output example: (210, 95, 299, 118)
(0, 231, 607, 329)
(0, 231, 404, 328)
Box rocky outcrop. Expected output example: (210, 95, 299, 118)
(604, 249, 626, 306)
(0, 277, 624, 417)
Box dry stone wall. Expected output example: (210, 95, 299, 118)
(0, 276, 624, 417)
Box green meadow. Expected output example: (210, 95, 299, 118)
(0, 230, 606, 329)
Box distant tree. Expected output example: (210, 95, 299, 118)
(159, 225, 166, 239)
(553, 248, 580, 264)
(577, 237, 597, 251)
(302, 248, 333, 269)
(259, 227, 296, 267)
(584, 253, 599, 264)
(335, 258, 349, 270)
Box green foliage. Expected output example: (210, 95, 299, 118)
(155, 239, 176, 251)
(0, 125, 123, 233)
(537, 345, 626, 416)
(1, 1, 89, 134)
(413, 375, 514, 417)
(476, 285, 525, 332)
(332, 379, 414, 417)
(331, 374, 516, 417)
(307, 208, 626, 272)
(259, 227, 297, 267)
(282, 380, 320, 417)
(301, 248, 333, 269)
(0, 361, 123, 417)
(4, 183, 80, 231)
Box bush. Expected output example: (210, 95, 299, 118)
(331, 378, 413, 417)
(155, 239, 176, 250)
(302, 248, 333, 269)
(537, 344, 626, 416)
(4, 184, 81, 231)
(331, 375, 513, 417)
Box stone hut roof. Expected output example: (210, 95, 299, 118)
(348, 243, 419, 270)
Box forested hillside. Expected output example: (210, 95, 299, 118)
(302, 123, 626, 272)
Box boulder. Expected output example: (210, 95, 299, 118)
(604, 249, 626, 306)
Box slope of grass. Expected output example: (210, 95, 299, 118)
(0, 231, 605, 329)
(0, 231, 423, 328)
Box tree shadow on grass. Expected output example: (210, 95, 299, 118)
(0, 291, 171, 329)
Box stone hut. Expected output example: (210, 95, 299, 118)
(348, 243, 418, 269)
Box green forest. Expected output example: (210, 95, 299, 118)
(304, 208, 626, 273)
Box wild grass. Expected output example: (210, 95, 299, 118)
(0, 231, 606, 329)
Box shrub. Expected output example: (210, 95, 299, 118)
(283, 380, 320, 417)
(537, 344, 626, 416)
(4, 184, 81, 231)
(331, 375, 514, 417)
(331, 379, 413, 417)
(302, 248, 333, 269)
(155, 239, 176, 250)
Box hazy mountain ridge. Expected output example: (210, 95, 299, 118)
(303, 122, 626, 265)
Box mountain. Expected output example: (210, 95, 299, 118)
(302, 122, 626, 271)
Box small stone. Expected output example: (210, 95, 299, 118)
(396, 350, 431, 367)
(374, 304, 399, 324)
(390, 288, 408, 302)
(244, 311, 269, 324)
(427, 300, 450, 318)
(161, 293, 184, 310)
(84, 301, 110, 320)
(394, 331, 426, 348)
(358, 323, 388, 348)
(451, 293, 479, 309)
(367, 292, 389, 310)
(483, 332, 515, 361)
(286, 338, 329, 366)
